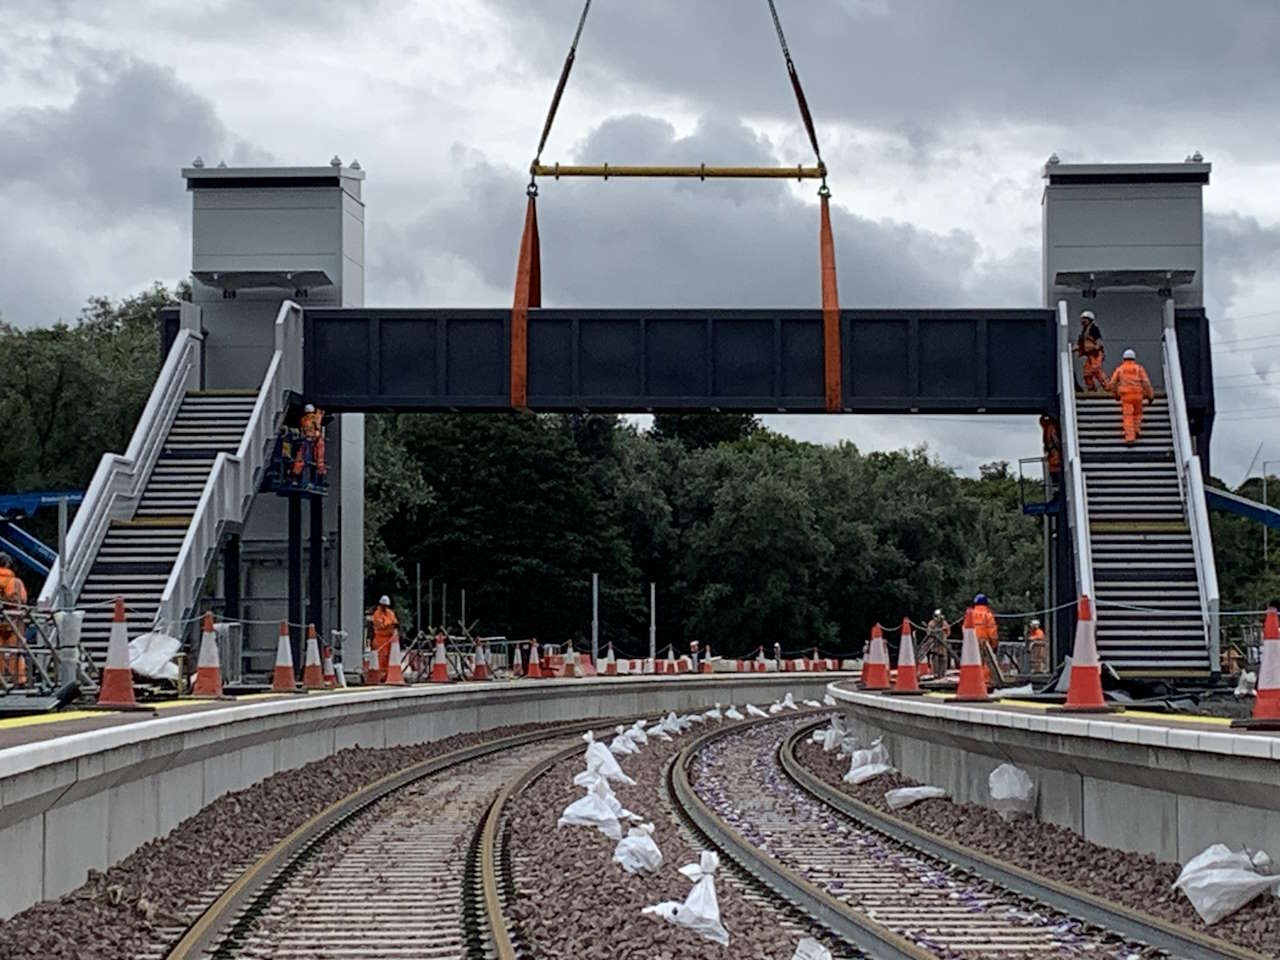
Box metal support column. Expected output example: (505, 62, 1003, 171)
(308, 496, 323, 636)
(223, 535, 241, 623)
(288, 496, 303, 674)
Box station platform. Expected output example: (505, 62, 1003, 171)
(0, 671, 846, 920)
(826, 679, 1280, 869)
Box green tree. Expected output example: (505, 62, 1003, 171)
(651, 412, 759, 450)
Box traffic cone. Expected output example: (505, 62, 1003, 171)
(272, 621, 297, 692)
(302, 624, 325, 689)
(562, 644, 579, 678)
(888, 617, 923, 695)
(950, 608, 992, 702)
(862, 625, 889, 689)
(1052, 596, 1120, 712)
(1235, 607, 1280, 728)
(603, 641, 618, 676)
(472, 636, 493, 680)
(429, 632, 450, 683)
(755, 645, 766, 673)
(191, 611, 223, 698)
(322, 643, 337, 688)
(700, 642, 713, 674)
(525, 638, 543, 679)
(385, 630, 406, 685)
(811, 646, 826, 672)
(97, 598, 137, 708)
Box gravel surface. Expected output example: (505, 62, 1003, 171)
(0, 721, 584, 960)
(796, 731, 1280, 958)
(505, 717, 844, 960)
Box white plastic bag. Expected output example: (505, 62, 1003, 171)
(724, 704, 745, 720)
(642, 851, 729, 946)
(1173, 845, 1279, 924)
(583, 732, 636, 785)
(1234, 670, 1257, 698)
(646, 723, 673, 742)
(792, 938, 833, 960)
(844, 739, 888, 776)
(746, 704, 769, 718)
(782, 692, 799, 710)
(823, 693, 837, 706)
(803, 699, 822, 708)
(628, 721, 649, 745)
(768, 701, 784, 714)
(558, 779, 623, 839)
(610, 725, 640, 756)
(702, 702, 724, 721)
(613, 821, 663, 874)
(130, 630, 181, 681)
(821, 716, 846, 753)
(885, 786, 947, 810)
(838, 735, 861, 756)
(846, 762, 895, 784)
(988, 763, 1036, 820)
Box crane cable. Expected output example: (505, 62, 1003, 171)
(528, 0, 593, 197)
(765, 0, 827, 191)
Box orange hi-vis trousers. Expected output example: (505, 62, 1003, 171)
(1082, 351, 1105, 390)
(1118, 388, 1145, 442)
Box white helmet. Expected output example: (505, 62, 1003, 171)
(1030, 619, 1040, 628)
(933, 608, 943, 617)
(304, 403, 316, 413)
(1123, 348, 1136, 360)
(1080, 310, 1095, 321)
(378, 595, 390, 606)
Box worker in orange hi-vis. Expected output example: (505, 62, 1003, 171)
(368, 595, 398, 684)
(1026, 619, 1048, 674)
(972, 594, 1000, 684)
(1107, 349, 1154, 444)
(1073, 310, 1106, 392)
(0, 553, 28, 684)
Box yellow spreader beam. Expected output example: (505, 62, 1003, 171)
(531, 162, 826, 180)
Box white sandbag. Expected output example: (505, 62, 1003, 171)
(885, 786, 947, 810)
(558, 780, 622, 840)
(821, 716, 846, 753)
(810, 729, 826, 744)
(628, 721, 649, 745)
(702, 703, 724, 721)
(583, 731, 636, 785)
(768, 701, 784, 714)
(646, 723, 673, 742)
(683, 713, 706, 724)
(792, 938, 833, 960)
(846, 762, 895, 784)
(844, 739, 889, 775)
(803, 699, 822, 708)
(613, 822, 663, 874)
(1173, 844, 1280, 925)
(823, 693, 837, 706)
(1234, 670, 1257, 698)
(724, 704, 745, 720)
(782, 692, 799, 710)
(746, 704, 769, 718)
(838, 735, 862, 756)
(610, 726, 640, 756)
(991, 683, 1035, 698)
(642, 851, 729, 946)
(988, 763, 1036, 820)
(130, 630, 181, 681)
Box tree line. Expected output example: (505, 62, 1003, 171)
(2, 287, 1271, 656)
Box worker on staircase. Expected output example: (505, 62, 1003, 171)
(0, 554, 28, 683)
(292, 404, 327, 479)
(1039, 415, 1062, 478)
(368, 595, 399, 684)
(1107, 349, 1155, 444)
(1026, 619, 1047, 674)
(1073, 310, 1106, 392)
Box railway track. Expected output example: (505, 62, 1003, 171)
(672, 713, 1271, 960)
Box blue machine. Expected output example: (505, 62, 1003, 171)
(0, 492, 83, 576)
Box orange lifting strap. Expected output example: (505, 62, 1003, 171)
(511, 0, 840, 411)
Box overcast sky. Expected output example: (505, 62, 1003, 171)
(2, 0, 1279, 480)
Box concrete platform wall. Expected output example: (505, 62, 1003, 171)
(0, 675, 830, 919)
(830, 687, 1280, 866)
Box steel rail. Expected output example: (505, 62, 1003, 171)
(532, 162, 825, 179)
(164, 719, 612, 960)
(669, 715, 935, 960)
(779, 721, 1271, 960)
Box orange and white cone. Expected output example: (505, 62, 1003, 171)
(191, 611, 223, 698)
(1060, 596, 1117, 712)
(811, 646, 825, 672)
(1237, 607, 1280, 728)
(302, 624, 325, 689)
(472, 636, 492, 681)
(888, 617, 923, 695)
(862, 625, 890, 689)
(322, 643, 336, 688)
(700, 642, 713, 674)
(272, 621, 297, 692)
(429, 632, 450, 683)
(525, 638, 543, 679)
(603, 641, 618, 676)
(951, 608, 991, 702)
(97, 598, 137, 708)
(385, 630, 406, 685)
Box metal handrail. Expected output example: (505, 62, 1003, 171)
(1161, 299, 1220, 667)
(155, 301, 303, 631)
(38, 329, 202, 609)
(1056, 300, 1094, 600)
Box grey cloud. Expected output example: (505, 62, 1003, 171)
(390, 114, 1038, 309)
(0, 59, 268, 220)
(485, 0, 1280, 149)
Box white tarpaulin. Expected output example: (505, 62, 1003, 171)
(130, 630, 180, 681)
